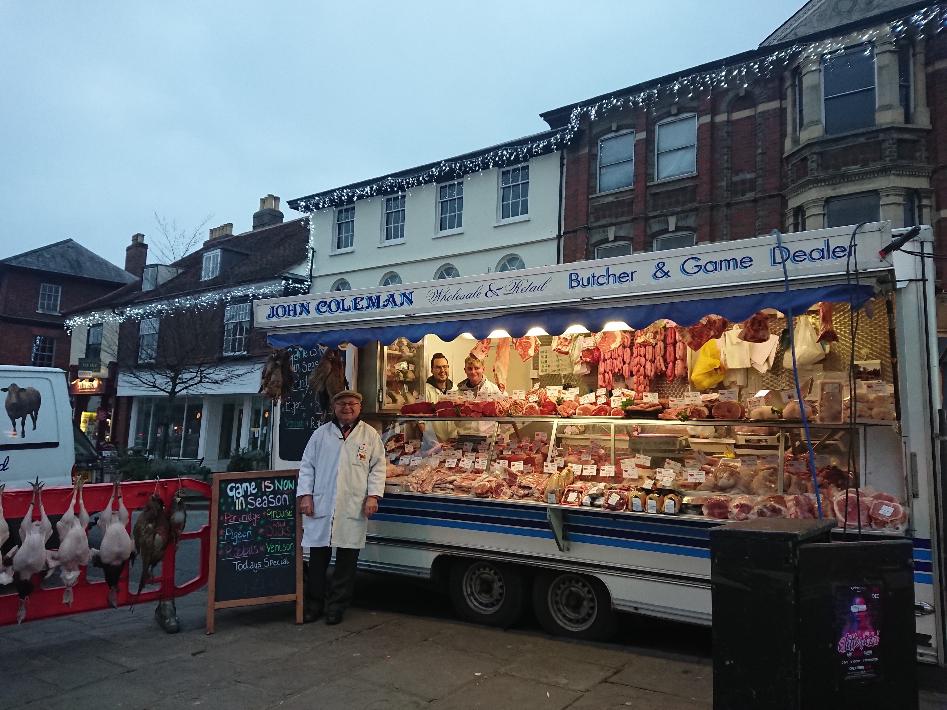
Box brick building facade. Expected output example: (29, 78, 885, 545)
(0, 240, 134, 369)
(543, 0, 943, 289)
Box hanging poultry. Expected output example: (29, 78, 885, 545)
(132, 494, 169, 595)
(0, 483, 11, 586)
(51, 478, 92, 605)
(307, 348, 346, 414)
(168, 488, 187, 544)
(10, 479, 53, 623)
(93, 479, 135, 608)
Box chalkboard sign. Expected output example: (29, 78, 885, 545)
(279, 346, 347, 462)
(206, 470, 303, 633)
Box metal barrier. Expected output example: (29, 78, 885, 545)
(0, 478, 211, 626)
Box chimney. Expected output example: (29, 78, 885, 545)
(252, 194, 284, 229)
(125, 233, 148, 279)
(208, 223, 234, 241)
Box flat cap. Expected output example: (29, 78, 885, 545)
(332, 390, 363, 403)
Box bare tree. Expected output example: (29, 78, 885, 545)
(119, 309, 256, 459)
(151, 212, 213, 264)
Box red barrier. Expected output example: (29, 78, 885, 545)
(0, 478, 211, 626)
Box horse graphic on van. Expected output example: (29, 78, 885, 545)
(2, 383, 42, 438)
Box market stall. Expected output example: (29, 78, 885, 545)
(255, 223, 943, 661)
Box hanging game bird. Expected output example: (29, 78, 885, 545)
(168, 488, 187, 544)
(132, 494, 170, 595)
(93, 479, 135, 608)
(307, 347, 347, 414)
(259, 349, 294, 402)
(11, 479, 53, 623)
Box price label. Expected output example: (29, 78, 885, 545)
(685, 468, 706, 483)
(718, 388, 738, 401)
(555, 456, 565, 467)
(642, 392, 659, 403)
(664, 459, 683, 473)
(610, 396, 625, 408)
(403, 444, 415, 454)
(510, 461, 524, 472)
(460, 456, 475, 467)
(741, 455, 759, 468)
(474, 456, 488, 470)
(669, 397, 687, 408)
(582, 464, 598, 477)
(569, 463, 583, 477)
(621, 388, 636, 400)
(879, 504, 895, 517)
(596, 388, 607, 397)
(579, 393, 596, 405)
(565, 388, 580, 400)
(620, 458, 636, 473)
(600, 464, 616, 477)
(512, 390, 525, 399)
(546, 386, 562, 398)
(544, 461, 559, 474)
(684, 392, 703, 405)
(445, 458, 458, 468)
(646, 497, 658, 514)
(746, 396, 764, 411)
(634, 454, 652, 468)
(630, 496, 644, 512)
(655, 468, 676, 485)
(640, 479, 654, 491)
(596, 395, 608, 405)
(409, 456, 423, 467)
(462, 390, 475, 400)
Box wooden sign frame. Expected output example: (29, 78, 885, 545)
(206, 470, 303, 634)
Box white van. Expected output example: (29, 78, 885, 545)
(0, 365, 75, 489)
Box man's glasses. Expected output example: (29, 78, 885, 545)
(335, 402, 360, 409)
(432, 365, 450, 371)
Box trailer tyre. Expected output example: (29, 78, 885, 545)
(532, 571, 616, 641)
(448, 558, 525, 628)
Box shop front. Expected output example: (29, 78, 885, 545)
(68, 361, 118, 449)
(118, 363, 272, 471)
(255, 223, 945, 663)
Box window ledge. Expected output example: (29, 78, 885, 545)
(647, 172, 697, 187)
(378, 238, 406, 248)
(433, 228, 464, 239)
(494, 215, 530, 228)
(331, 247, 355, 255)
(223, 351, 247, 357)
(591, 186, 635, 199)
(36, 309, 61, 315)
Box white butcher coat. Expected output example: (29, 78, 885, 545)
(297, 420, 386, 549)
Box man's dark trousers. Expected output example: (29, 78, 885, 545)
(308, 546, 360, 616)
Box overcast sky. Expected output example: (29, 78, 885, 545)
(1, 1, 802, 268)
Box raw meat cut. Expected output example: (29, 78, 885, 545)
(682, 316, 729, 351)
(702, 495, 731, 519)
(753, 495, 789, 518)
(738, 312, 771, 343)
(400, 402, 435, 415)
(728, 495, 756, 521)
(711, 400, 744, 419)
(817, 302, 838, 343)
(868, 499, 905, 529)
(832, 490, 872, 527)
(493, 338, 511, 391)
(470, 338, 491, 361)
(514, 336, 539, 362)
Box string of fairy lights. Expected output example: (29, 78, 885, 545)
(64, 2, 946, 331)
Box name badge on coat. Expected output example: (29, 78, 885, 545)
(357, 443, 368, 462)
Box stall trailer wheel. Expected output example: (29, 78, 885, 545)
(448, 558, 526, 628)
(532, 571, 616, 641)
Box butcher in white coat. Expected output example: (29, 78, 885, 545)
(297, 390, 385, 625)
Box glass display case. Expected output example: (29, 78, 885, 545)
(381, 338, 425, 411)
(367, 414, 908, 532)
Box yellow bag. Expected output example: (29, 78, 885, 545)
(690, 339, 726, 390)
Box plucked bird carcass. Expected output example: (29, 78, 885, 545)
(93, 479, 135, 607)
(0, 483, 11, 586)
(133, 494, 170, 595)
(10, 479, 53, 623)
(308, 348, 347, 413)
(51, 478, 92, 605)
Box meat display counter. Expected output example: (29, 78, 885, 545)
(369, 414, 909, 532)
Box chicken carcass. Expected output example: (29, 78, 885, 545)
(168, 488, 187, 544)
(94, 479, 135, 608)
(133, 494, 170, 595)
(11, 479, 53, 623)
(0, 483, 11, 585)
(52, 478, 92, 605)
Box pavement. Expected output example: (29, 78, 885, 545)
(3, 571, 947, 710)
(2, 509, 947, 709)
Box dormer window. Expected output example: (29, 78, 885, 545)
(201, 250, 221, 280)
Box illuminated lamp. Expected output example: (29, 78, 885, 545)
(525, 327, 548, 336)
(562, 324, 588, 335)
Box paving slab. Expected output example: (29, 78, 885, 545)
(277, 677, 429, 710)
(569, 681, 712, 709)
(502, 650, 619, 691)
(430, 673, 581, 710)
(351, 639, 502, 701)
(608, 651, 712, 702)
